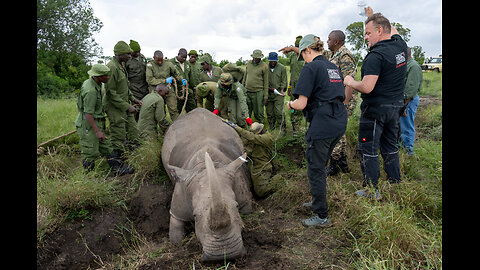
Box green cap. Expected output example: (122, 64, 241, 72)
(129, 40, 141, 52)
(113, 41, 133, 55)
(251, 49, 263, 59)
(87, 64, 110, 77)
(297, 34, 320, 61)
(196, 82, 210, 98)
(188, 50, 198, 56)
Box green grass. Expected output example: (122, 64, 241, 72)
(37, 97, 79, 146)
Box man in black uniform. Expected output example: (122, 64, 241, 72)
(344, 6, 407, 199)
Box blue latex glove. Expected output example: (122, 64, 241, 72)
(166, 77, 173, 84)
(182, 79, 188, 86)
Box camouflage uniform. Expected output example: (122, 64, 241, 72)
(324, 44, 357, 173)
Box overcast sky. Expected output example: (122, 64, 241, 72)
(89, 0, 442, 63)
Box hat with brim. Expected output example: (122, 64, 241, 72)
(251, 122, 264, 134)
(267, 52, 279, 61)
(297, 34, 319, 61)
(87, 64, 110, 77)
(251, 49, 264, 59)
(113, 41, 133, 55)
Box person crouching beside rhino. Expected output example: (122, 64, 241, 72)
(224, 120, 281, 198)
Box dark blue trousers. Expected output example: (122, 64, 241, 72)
(358, 101, 403, 188)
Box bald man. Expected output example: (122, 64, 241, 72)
(146, 50, 183, 121)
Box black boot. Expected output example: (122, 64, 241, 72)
(326, 157, 340, 176)
(338, 155, 350, 173)
(106, 150, 134, 176)
(82, 160, 95, 172)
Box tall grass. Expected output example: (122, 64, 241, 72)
(37, 97, 79, 145)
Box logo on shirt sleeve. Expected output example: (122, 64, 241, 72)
(395, 52, 406, 68)
(327, 69, 342, 83)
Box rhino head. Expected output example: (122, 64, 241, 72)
(168, 152, 248, 262)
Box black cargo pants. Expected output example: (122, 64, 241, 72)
(357, 100, 403, 188)
(306, 135, 342, 219)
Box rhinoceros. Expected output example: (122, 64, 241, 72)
(161, 108, 253, 262)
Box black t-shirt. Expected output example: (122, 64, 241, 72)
(293, 55, 347, 141)
(361, 34, 408, 105)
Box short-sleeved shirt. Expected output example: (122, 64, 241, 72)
(293, 55, 347, 141)
(360, 34, 408, 105)
(77, 77, 105, 118)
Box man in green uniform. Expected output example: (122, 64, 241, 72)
(137, 84, 170, 140)
(226, 121, 278, 198)
(198, 53, 223, 83)
(75, 64, 133, 175)
(195, 81, 227, 118)
(170, 48, 196, 113)
(188, 50, 202, 91)
(146, 50, 183, 121)
(125, 40, 149, 101)
(222, 63, 245, 84)
(213, 73, 252, 128)
(125, 40, 149, 122)
(242, 49, 269, 123)
(279, 36, 305, 135)
(266, 52, 287, 131)
(324, 30, 358, 176)
(104, 41, 142, 156)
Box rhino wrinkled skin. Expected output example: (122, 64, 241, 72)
(161, 108, 253, 262)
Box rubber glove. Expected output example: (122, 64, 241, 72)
(212, 109, 219, 115)
(166, 77, 173, 84)
(245, 117, 253, 125)
(182, 79, 188, 86)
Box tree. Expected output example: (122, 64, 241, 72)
(411, 45, 425, 65)
(37, 0, 103, 97)
(37, 0, 103, 60)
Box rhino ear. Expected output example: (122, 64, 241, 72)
(224, 152, 247, 174)
(167, 165, 194, 183)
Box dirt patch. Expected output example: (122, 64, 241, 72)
(37, 207, 131, 270)
(128, 182, 173, 240)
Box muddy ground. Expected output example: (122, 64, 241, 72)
(37, 96, 441, 269)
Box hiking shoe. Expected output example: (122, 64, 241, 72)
(355, 189, 381, 200)
(301, 214, 331, 227)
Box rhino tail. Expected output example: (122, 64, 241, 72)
(204, 152, 231, 232)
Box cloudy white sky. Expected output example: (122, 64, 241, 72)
(89, 0, 442, 63)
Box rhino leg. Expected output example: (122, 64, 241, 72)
(169, 215, 185, 243)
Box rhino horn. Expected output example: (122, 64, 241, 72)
(204, 152, 231, 232)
